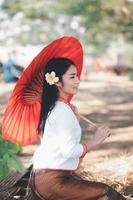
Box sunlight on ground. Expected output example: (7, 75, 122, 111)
(110, 116, 131, 121)
(0, 72, 133, 199)
(109, 103, 133, 111)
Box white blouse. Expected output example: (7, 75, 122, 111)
(33, 101, 85, 170)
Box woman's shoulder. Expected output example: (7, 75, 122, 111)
(47, 101, 78, 127)
(52, 101, 76, 126)
(54, 101, 72, 114)
(49, 101, 74, 120)
(48, 101, 73, 122)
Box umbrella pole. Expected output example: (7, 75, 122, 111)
(79, 114, 111, 138)
(79, 114, 98, 129)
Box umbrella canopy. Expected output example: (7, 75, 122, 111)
(2, 36, 83, 146)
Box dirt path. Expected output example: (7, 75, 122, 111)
(0, 71, 133, 199)
(75, 72, 133, 199)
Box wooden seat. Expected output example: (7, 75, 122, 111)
(0, 165, 35, 200)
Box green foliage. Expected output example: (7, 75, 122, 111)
(54, 0, 133, 45)
(1, 0, 133, 49)
(0, 134, 25, 177)
(2, 0, 54, 19)
(2, 0, 24, 15)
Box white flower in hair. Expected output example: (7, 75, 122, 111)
(45, 71, 59, 85)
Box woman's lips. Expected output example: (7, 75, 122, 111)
(73, 86, 78, 90)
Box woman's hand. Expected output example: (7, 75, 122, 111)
(86, 125, 111, 152)
(93, 125, 111, 145)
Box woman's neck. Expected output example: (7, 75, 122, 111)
(58, 96, 67, 102)
(58, 94, 69, 102)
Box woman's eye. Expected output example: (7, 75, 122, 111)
(70, 76, 75, 79)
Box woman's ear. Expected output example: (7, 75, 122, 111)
(55, 81, 62, 88)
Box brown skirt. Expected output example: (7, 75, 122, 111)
(30, 169, 126, 200)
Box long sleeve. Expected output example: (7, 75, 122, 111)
(55, 105, 84, 159)
(33, 101, 86, 170)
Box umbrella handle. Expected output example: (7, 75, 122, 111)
(79, 114, 98, 129)
(79, 114, 111, 138)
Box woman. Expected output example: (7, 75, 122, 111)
(30, 57, 125, 200)
(2, 36, 125, 199)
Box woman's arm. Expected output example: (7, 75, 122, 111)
(72, 105, 111, 152)
(55, 105, 85, 159)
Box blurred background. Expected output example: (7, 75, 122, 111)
(0, 1, 133, 199)
(0, 0, 133, 81)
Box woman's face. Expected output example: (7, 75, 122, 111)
(57, 65, 80, 98)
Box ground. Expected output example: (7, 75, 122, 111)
(0, 71, 133, 199)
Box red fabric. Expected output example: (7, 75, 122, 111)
(80, 144, 88, 158)
(2, 36, 83, 146)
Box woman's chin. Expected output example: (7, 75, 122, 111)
(66, 89, 78, 96)
(71, 90, 78, 95)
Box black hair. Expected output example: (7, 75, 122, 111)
(38, 57, 75, 134)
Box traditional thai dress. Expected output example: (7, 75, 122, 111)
(30, 101, 125, 200)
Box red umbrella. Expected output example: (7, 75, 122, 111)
(2, 36, 83, 146)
